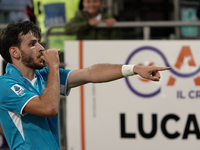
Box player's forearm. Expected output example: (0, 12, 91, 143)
(88, 64, 123, 83)
(40, 66, 60, 116)
(68, 64, 137, 88)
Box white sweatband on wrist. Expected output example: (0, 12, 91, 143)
(121, 65, 137, 77)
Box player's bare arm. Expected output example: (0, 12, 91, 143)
(67, 64, 122, 88)
(67, 64, 171, 89)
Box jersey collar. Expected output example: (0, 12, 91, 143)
(5, 63, 23, 79)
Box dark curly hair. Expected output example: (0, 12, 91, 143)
(0, 21, 41, 63)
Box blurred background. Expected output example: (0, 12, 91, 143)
(1, 0, 200, 150)
(0, 0, 200, 40)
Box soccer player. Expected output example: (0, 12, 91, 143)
(0, 21, 170, 149)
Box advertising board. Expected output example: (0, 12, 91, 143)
(65, 40, 200, 150)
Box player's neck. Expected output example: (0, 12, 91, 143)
(13, 63, 35, 80)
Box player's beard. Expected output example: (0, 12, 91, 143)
(20, 50, 44, 69)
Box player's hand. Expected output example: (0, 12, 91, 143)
(133, 65, 171, 81)
(40, 48, 60, 68)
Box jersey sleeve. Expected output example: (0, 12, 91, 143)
(59, 68, 72, 96)
(38, 67, 72, 96)
(0, 79, 38, 115)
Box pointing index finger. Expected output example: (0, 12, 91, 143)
(155, 67, 171, 71)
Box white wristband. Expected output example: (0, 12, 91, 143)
(121, 65, 137, 77)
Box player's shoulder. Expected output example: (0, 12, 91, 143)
(0, 76, 22, 97)
(0, 75, 22, 88)
(0, 75, 15, 83)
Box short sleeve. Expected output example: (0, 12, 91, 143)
(37, 67, 72, 96)
(59, 68, 72, 96)
(0, 79, 38, 115)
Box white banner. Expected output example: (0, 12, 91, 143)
(64, 40, 200, 150)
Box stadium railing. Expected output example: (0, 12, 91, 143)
(44, 21, 200, 47)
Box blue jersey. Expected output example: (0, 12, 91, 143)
(0, 63, 71, 150)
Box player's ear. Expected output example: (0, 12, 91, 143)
(9, 47, 20, 59)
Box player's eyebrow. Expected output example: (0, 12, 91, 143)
(28, 39, 37, 44)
